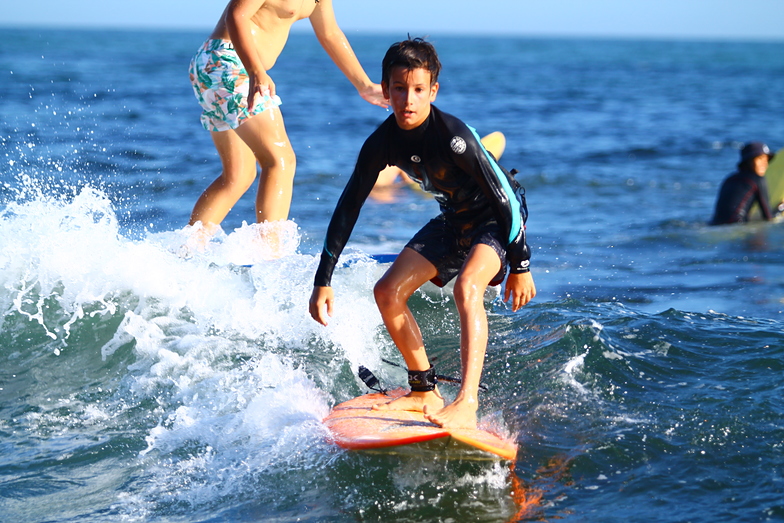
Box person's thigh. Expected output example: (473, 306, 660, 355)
(375, 248, 438, 301)
(210, 129, 257, 183)
(455, 243, 502, 292)
(233, 107, 294, 168)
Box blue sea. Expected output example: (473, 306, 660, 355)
(2, 27, 784, 522)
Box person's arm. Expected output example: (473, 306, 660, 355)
(309, 0, 388, 108)
(313, 140, 384, 286)
(309, 128, 389, 324)
(224, 0, 275, 108)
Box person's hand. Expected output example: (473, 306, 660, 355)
(359, 83, 389, 109)
(309, 286, 335, 326)
(248, 70, 276, 111)
(503, 272, 536, 312)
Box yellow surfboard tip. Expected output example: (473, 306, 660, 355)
(480, 131, 506, 160)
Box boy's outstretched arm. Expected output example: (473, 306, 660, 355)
(309, 286, 335, 326)
(503, 272, 536, 312)
(309, 0, 388, 108)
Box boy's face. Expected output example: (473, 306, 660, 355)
(382, 66, 439, 130)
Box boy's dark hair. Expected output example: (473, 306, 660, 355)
(381, 37, 441, 86)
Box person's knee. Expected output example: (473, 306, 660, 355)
(258, 144, 296, 174)
(374, 278, 401, 311)
(223, 175, 256, 196)
(218, 158, 257, 190)
(453, 276, 483, 309)
(276, 146, 296, 171)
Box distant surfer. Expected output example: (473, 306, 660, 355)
(711, 142, 781, 225)
(187, 0, 387, 248)
(309, 38, 536, 429)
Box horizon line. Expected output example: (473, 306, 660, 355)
(3, 23, 783, 45)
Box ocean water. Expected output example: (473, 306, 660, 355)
(2, 27, 784, 522)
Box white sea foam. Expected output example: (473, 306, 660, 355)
(0, 181, 393, 513)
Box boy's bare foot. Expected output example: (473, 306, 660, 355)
(255, 220, 299, 260)
(372, 389, 444, 413)
(179, 222, 221, 258)
(423, 397, 478, 429)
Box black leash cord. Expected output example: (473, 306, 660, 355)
(357, 365, 387, 394)
(380, 358, 489, 392)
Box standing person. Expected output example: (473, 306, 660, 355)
(308, 38, 536, 429)
(188, 0, 387, 245)
(711, 142, 779, 225)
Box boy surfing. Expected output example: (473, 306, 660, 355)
(309, 38, 536, 429)
(188, 0, 386, 249)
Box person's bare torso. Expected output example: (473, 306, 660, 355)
(210, 0, 319, 69)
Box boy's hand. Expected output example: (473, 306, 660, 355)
(248, 71, 276, 110)
(359, 83, 390, 109)
(309, 286, 334, 326)
(503, 272, 536, 312)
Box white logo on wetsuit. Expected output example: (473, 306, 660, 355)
(411, 155, 421, 163)
(450, 136, 467, 154)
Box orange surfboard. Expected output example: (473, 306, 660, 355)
(323, 389, 517, 461)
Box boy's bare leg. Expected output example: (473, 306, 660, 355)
(423, 243, 501, 429)
(190, 128, 258, 231)
(232, 107, 296, 257)
(373, 248, 445, 412)
(233, 106, 296, 223)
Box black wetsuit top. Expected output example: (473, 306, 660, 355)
(711, 168, 773, 225)
(314, 105, 531, 287)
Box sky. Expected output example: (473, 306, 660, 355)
(4, 0, 783, 41)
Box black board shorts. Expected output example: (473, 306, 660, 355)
(405, 217, 508, 288)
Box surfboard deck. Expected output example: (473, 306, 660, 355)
(323, 389, 517, 461)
